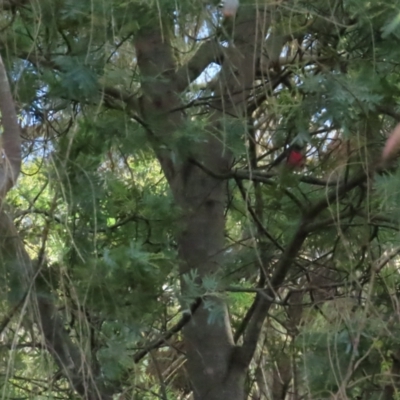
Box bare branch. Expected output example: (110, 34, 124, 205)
(0, 54, 21, 197)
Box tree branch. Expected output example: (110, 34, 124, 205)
(0, 211, 114, 400)
(234, 177, 284, 251)
(0, 54, 21, 196)
(175, 39, 225, 92)
(102, 86, 140, 113)
(7, 48, 142, 116)
(133, 298, 202, 363)
(238, 168, 369, 367)
(189, 156, 341, 187)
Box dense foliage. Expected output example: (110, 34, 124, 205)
(2, 0, 400, 399)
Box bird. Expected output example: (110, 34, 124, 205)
(222, 0, 239, 17)
(286, 144, 305, 169)
(382, 123, 400, 164)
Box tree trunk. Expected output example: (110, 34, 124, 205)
(176, 165, 244, 400)
(134, 7, 271, 399)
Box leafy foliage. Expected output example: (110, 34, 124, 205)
(3, 0, 400, 399)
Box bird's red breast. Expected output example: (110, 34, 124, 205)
(287, 150, 305, 168)
(382, 123, 400, 163)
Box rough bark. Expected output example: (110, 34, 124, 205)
(134, 6, 272, 400)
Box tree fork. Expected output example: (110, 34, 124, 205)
(134, 6, 272, 400)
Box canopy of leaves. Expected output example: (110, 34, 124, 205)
(2, 0, 400, 399)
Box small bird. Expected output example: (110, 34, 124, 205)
(222, 0, 239, 17)
(382, 123, 400, 164)
(286, 145, 305, 169)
